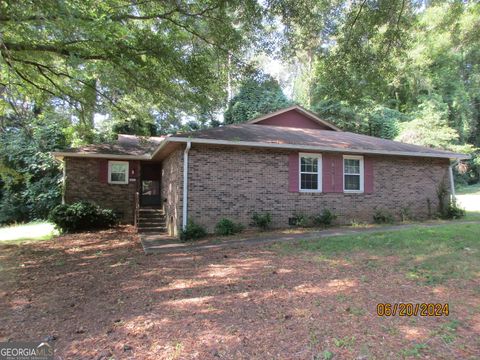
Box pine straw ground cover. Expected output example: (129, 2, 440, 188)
(0, 224, 479, 359)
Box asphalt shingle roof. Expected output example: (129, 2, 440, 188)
(56, 134, 164, 157)
(174, 124, 466, 159)
(54, 124, 468, 160)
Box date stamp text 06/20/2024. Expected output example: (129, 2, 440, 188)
(377, 303, 449, 317)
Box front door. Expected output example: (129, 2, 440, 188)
(141, 180, 161, 206)
(140, 163, 162, 206)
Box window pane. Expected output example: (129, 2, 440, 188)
(344, 174, 360, 190)
(111, 163, 127, 173)
(142, 180, 160, 195)
(344, 159, 360, 174)
(111, 172, 126, 182)
(301, 173, 318, 190)
(301, 157, 318, 173)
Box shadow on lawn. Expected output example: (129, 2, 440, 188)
(0, 226, 478, 359)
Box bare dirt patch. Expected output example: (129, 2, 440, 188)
(0, 226, 479, 359)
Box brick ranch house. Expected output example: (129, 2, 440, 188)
(53, 106, 468, 237)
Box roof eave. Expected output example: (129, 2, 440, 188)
(165, 137, 470, 160)
(51, 152, 151, 160)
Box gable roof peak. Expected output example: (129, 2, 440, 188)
(247, 105, 341, 131)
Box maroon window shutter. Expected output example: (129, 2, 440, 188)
(322, 154, 334, 193)
(99, 159, 108, 183)
(288, 153, 299, 192)
(364, 157, 374, 193)
(331, 155, 344, 193)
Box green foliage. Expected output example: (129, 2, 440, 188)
(49, 201, 117, 233)
(400, 343, 429, 358)
(455, 152, 480, 186)
(333, 336, 355, 348)
(289, 213, 308, 227)
(442, 202, 466, 220)
(0, 115, 66, 224)
(251, 212, 272, 231)
(180, 221, 207, 241)
(300, 1, 480, 155)
(0, 0, 264, 140)
(373, 209, 395, 224)
(366, 105, 401, 140)
(215, 218, 244, 236)
(396, 96, 459, 149)
(435, 180, 464, 220)
(311, 209, 337, 228)
(224, 72, 292, 124)
(313, 100, 404, 139)
(321, 350, 334, 360)
(399, 207, 412, 222)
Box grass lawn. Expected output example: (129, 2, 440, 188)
(463, 210, 480, 221)
(0, 221, 58, 244)
(456, 183, 480, 195)
(275, 223, 480, 286)
(0, 223, 479, 359)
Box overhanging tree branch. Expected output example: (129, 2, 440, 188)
(2, 42, 109, 60)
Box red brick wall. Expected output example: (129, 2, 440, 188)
(187, 145, 451, 232)
(64, 157, 138, 223)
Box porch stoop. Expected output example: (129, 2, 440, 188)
(137, 207, 167, 234)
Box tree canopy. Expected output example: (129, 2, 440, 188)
(224, 72, 292, 124)
(0, 0, 264, 140)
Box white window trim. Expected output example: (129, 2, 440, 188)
(343, 155, 364, 193)
(108, 160, 129, 185)
(299, 153, 322, 192)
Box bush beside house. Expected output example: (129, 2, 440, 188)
(215, 218, 244, 236)
(49, 201, 118, 233)
(180, 221, 207, 241)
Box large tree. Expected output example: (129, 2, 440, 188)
(0, 0, 263, 140)
(224, 72, 292, 124)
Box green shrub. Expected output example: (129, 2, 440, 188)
(311, 209, 337, 228)
(437, 181, 449, 216)
(251, 212, 272, 230)
(399, 207, 412, 222)
(49, 201, 117, 233)
(440, 202, 466, 219)
(437, 181, 466, 219)
(373, 209, 395, 224)
(215, 218, 244, 236)
(289, 213, 308, 227)
(180, 221, 207, 241)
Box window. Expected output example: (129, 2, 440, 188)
(299, 153, 322, 192)
(108, 161, 129, 184)
(343, 155, 364, 192)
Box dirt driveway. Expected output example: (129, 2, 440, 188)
(0, 226, 478, 359)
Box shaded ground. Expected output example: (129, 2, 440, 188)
(0, 224, 479, 359)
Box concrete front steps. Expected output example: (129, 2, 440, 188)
(137, 207, 167, 234)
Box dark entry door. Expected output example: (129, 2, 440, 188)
(140, 163, 162, 206)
